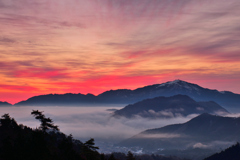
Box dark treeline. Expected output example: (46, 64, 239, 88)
(0, 111, 100, 160)
(204, 143, 240, 160)
(0, 111, 189, 160)
(103, 152, 189, 160)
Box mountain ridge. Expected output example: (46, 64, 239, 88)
(113, 95, 229, 118)
(0, 101, 12, 106)
(13, 80, 240, 108)
(119, 113, 240, 151)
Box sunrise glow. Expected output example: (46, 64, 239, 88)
(0, 0, 240, 104)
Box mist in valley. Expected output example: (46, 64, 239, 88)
(0, 106, 197, 149)
(1, 105, 240, 155)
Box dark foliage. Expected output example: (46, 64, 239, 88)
(0, 113, 101, 160)
(204, 143, 240, 160)
(126, 151, 135, 160)
(31, 110, 59, 132)
(108, 154, 117, 160)
(0, 112, 189, 160)
(84, 138, 99, 151)
(104, 152, 189, 160)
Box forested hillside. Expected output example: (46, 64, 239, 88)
(0, 111, 188, 160)
(0, 111, 100, 160)
(204, 143, 240, 160)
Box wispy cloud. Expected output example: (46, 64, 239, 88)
(0, 0, 240, 102)
(135, 133, 182, 139)
(0, 37, 16, 44)
(0, 84, 38, 92)
(13, 68, 70, 79)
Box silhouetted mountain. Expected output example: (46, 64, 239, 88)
(204, 143, 240, 160)
(0, 101, 12, 107)
(14, 80, 240, 108)
(113, 95, 228, 118)
(15, 93, 97, 106)
(120, 113, 240, 151)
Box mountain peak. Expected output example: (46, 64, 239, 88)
(167, 79, 185, 84)
(187, 113, 220, 124)
(157, 79, 200, 91)
(171, 79, 184, 83)
(158, 79, 187, 86)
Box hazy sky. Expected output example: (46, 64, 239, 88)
(1, 0, 240, 103)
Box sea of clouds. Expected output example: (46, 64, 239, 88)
(1, 105, 239, 150)
(0, 106, 197, 141)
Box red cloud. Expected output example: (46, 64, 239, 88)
(46, 74, 169, 95)
(0, 84, 38, 92)
(13, 68, 69, 79)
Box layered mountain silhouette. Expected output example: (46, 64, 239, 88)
(15, 93, 97, 106)
(14, 80, 240, 108)
(119, 113, 240, 150)
(0, 101, 12, 107)
(113, 95, 229, 118)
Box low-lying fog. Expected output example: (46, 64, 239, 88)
(0, 106, 195, 139)
(1, 106, 239, 153)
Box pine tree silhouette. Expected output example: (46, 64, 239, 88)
(126, 151, 135, 160)
(108, 153, 117, 160)
(84, 138, 99, 150)
(31, 110, 59, 132)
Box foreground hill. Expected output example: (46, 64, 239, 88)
(14, 80, 240, 108)
(0, 112, 100, 160)
(119, 113, 240, 151)
(113, 95, 229, 118)
(204, 143, 240, 160)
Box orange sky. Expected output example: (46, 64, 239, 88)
(0, 0, 240, 104)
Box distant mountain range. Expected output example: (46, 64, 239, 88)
(119, 113, 240, 151)
(0, 101, 12, 107)
(12, 80, 240, 108)
(113, 95, 229, 118)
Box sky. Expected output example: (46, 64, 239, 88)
(0, 0, 240, 104)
